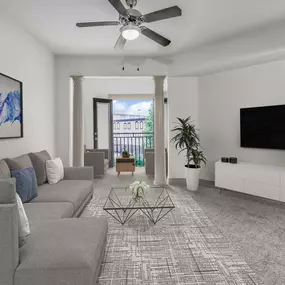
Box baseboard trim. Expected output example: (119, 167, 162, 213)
(200, 179, 215, 187)
(168, 178, 186, 186)
(168, 178, 215, 187)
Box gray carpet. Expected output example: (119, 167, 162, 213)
(189, 184, 285, 285)
(80, 169, 268, 284)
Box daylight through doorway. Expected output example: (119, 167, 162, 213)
(113, 99, 154, 166)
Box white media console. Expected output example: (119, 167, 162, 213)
(215, 161, 285, 202)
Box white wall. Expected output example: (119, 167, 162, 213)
(0, 17, 55, 159)
(168, 77, 199, 179)
(83, 77, 155, 149)
(199, 60, 285, 181)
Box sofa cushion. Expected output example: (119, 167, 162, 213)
(30, 180, 93, 214)
(5, 154, 33, 171)
(15, 217, 108, 285)
(28, 150, 51, 186)
(24, 202, 74, 223)
(11, 168, 38, 203)
(0, 160, 10, 179)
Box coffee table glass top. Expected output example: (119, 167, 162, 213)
(103, 186, 175, 224)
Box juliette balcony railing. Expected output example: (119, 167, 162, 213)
(113, 132, 154, 166)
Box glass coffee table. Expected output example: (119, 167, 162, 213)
(103, 186, 175, 225)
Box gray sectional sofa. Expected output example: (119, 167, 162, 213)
(0, 152, 108, 285)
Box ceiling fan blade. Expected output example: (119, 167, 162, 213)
(141, 27, 171, 47)
(108, 0, 127, 16)
(114, 35, 127, 50)
(143, 6, 182, 23)
(76, 21, 120, 27)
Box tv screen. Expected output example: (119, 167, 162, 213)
(240, 105, 285, 150)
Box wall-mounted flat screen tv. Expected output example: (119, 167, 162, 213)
(240, 105, 285, 150)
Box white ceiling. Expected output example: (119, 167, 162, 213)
(3, 0, 285, 56)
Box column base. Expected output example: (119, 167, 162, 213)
(153, 179, 167, 187)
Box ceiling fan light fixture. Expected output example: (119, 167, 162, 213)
(121, 24, 140, 41)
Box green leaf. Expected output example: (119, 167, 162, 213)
(170, 116, 206, 166)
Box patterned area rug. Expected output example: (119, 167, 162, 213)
(81, 186, 260, 285)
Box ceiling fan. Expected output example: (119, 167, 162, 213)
(76, 0, 182, 49)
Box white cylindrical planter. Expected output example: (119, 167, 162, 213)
(185, 167, 201, 191)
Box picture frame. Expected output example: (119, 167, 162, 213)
(0, 72, 23, 139)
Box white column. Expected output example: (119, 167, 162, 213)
(153, 76, 166, 186)
(71, 76, 84, 167)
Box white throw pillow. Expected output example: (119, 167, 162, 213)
(46, 157, 64, 184)
(16, 193, 30, 247)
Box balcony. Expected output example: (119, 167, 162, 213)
(113, 132, 154, 166)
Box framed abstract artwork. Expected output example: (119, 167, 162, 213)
(0, 73, 23, 139)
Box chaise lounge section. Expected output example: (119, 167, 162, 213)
(0, 152, 108, 285)
(15, 217, 107, 285)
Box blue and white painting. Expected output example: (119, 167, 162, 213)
(0, 74, 22, 138)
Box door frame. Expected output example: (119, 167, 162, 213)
(93, 98, 114, 167)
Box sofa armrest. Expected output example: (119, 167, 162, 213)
(64, 167, 93, 180)
(0, 178, 17, 204)
(86, 148, 109, 160)
(144, 148, 154, 157)
(97, 149, 109, 160)
(84, 152, 105, 177)
(0, 178, 19, 285)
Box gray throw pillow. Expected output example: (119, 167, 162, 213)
(5, 154, 33, 171)
(28, 150, 51, 185)
(0, 160, 11, 179)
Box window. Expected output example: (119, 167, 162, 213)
(117, 122, 120, 130)
(135, 121, 139, 130)
(113, 122, 116, 130)
(140, 121, 143, 129)
(128, 122, 131, 130)
(123, 123, 127, 130)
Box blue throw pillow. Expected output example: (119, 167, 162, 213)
(11, 168, 38, 203)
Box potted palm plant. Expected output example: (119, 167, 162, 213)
(171, 117, 207, 191)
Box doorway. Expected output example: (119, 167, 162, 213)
(93, 98, 114, 167)
(112, 99, 154, 166)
